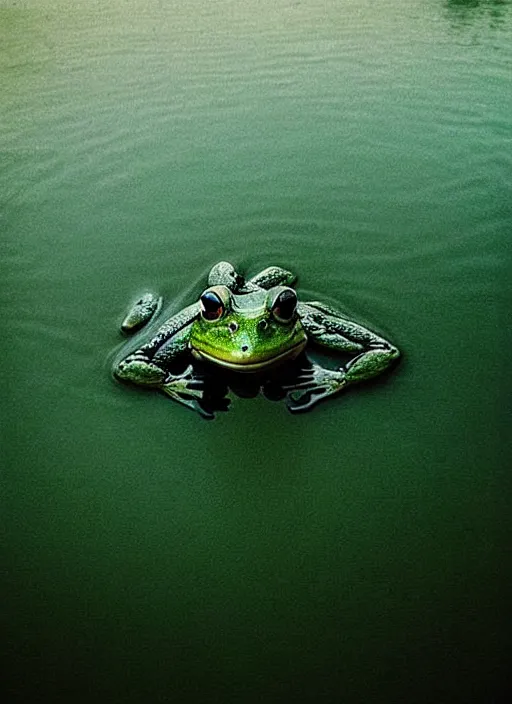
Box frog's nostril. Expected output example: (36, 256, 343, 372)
(241, 345, 249, 352)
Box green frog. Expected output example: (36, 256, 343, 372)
(113, 262, 399, 417)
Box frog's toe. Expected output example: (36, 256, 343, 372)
(161, 382, 218, 418)
(161, 365, 230, 418)
(286, 385, 338, 413)
(281, 369, 317, 391)
(283, 364, 347, 412)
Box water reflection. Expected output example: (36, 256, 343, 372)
(445, 0, 510, 29)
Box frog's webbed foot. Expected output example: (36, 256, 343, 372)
(121, 293, 162, 333)
(282, 362, 347, 413)
(161, 365, 230, 419)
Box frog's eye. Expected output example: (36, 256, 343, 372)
(200, 290, 225, 321)
(272, 289, 297, 323)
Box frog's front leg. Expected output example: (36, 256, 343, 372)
(115, 303, 199, 383)
(286, 302, 400, 412)
(115, 323, 190, 388)
(115, 302, 223, 416)
(115, 328, 221, 418)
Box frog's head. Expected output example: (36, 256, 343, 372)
(189, 285, 307, 372)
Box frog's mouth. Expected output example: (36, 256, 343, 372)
(190, 339, 306, 372)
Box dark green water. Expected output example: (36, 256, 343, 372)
(2, 1, 510, 702)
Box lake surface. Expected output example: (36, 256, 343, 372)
(2, 1, 510, 702)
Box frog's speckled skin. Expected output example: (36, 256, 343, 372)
(114, 262, 399, 417)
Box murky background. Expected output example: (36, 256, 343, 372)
(2, 1, 510, 701)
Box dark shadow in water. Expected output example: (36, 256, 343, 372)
(152, 351, 400, 419)
(444, 0, 510, 29)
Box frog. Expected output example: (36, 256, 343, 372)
(113, 262, 400, 417)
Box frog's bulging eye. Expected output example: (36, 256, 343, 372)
(200, 291, 225, 321)
(272, 289, 297, 323)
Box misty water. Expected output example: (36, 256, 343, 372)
(2, 1, 510, 702)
